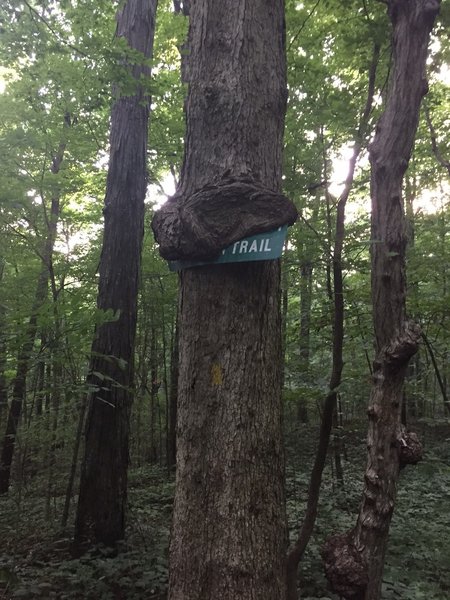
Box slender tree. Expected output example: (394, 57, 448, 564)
(74, 0, 158, 547)
(167, 316, 178, 469)
(0, 260, 8, 424)
(323, 2, 441, 599)
(423, 101, 450, 177)
(152, 0, 297, 597)
(286, 41, 381, 600)
(0, 139, 64, 494)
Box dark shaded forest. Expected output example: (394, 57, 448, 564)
(0, 1, 449, 599)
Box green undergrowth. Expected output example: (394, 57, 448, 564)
(0, 421, 449, 599)
(285, 420, 450, 599)
(0, 468, 173, 600)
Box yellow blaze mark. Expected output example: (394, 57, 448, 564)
(211, 363, 223, 385)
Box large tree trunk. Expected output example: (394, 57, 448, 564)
(74, 0, 157, 547)
(152, 1, 294, 598)
(323, 2, 440, 599)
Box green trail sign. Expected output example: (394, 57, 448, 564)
(169, 225, 288, 272)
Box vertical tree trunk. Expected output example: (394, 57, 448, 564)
(74, 0, 158, 547)
(423, 101, 450, 177)
(421, 332, 450, 415)
(45, 261, 64, 519)
(0, 260, 8, 424)
(149, 314, 158, 462)
(298, 257, 313, 422)
(173, 0, 190, 16)
(61, 394, 87, 528)
(153, 1, 293, 598)
(323, 2, 440, 599)
(281, 259, 289, 388)
(134, 320, 149, 464)
(45, 364, 63, 520)
(286, 42, 380, 600)
(403, 177, 420, 421)
(0, 190, 61, 494)
(299, 259, 313, 376)
(167, 316, 178, 470)
(158, 281, 171, 465)
(34, 337, 46, 418)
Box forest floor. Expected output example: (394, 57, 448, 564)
(0, 419, 449, 600)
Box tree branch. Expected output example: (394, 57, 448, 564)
(288, 0, 322, 52)
(423, 102, 450, 177)
(23, 0, 90, 59)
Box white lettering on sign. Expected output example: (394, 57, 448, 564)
(229, 237, 272, 255)
(170, 225, 287, 271)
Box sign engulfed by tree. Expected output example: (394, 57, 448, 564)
(153, 0, 297, 597)
(0, 0, 448, 599)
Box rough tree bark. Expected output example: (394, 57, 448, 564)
(152, 1, 296, 598)
(167, 317, 178, 469)
(74, 0, 157, 547)
(322, 2, 440, 599)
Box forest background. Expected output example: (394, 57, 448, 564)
(0, 0, 449, 598)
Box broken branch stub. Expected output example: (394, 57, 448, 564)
(382, 320, 422, 371)
(151, 177, 298, 261)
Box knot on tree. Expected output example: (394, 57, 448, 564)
(151, 177, 298, 261)
(322, 531, 368, 600)
(382, 320, 421, 371)
(397, 428, 423, 468)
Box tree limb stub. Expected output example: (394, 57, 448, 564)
(376, 320, 421, 372)
(151, 177, 298, 261)
(385, 321, 421, 366)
